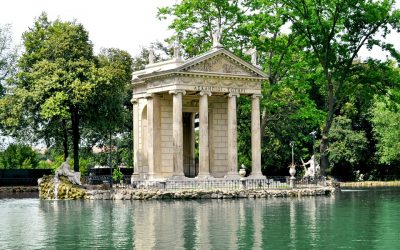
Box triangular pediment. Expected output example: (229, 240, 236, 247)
(185, 54, 255, 76)
(177, 48, 268, 79)
(132, 48, 268, 83)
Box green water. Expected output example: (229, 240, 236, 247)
(0, 188, 399, 249)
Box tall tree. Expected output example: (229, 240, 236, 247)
(370, 63, 400, 167)
(0, 24, 18, 93)
(282, 0, 400, 174)
(0, 23, 18, 143)
(158, 0, 248, 56)
(1, 13, 96, 172)
(82, 48, 133, 168)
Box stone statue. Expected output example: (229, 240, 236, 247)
(148, 49, 155, 64)
(212, 27, 223, 48)
(245, 48, 257, 65)
(55, 157, 82, 185)
(301, 155, 320, 178)
(173, 40, 181, 59)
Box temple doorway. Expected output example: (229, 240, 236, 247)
(183, 112, 198, 177)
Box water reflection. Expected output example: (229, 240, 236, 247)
(1, 189, 400, 249)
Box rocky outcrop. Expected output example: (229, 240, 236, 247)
(38, 175, 87, 200)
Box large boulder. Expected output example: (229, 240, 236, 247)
(38, 175, 87, 200)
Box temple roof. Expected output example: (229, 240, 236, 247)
(132, 47, 268, 83)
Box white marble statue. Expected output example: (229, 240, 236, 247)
(148, 49, 155, 64)
(173, 40, 181, 59)
(212, 27, 223, 48)
(55, 157, 82, 185)
(245, 48, 257, 65)
(301, 155, 320, 178)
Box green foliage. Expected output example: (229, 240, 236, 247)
(328, 115, 368, 174)
(0, 13, 98, 171)
(280, 0, 400, 173)
(0, 143, 39, 169)
(132, 41, 172, 71)
(158, 0, 248, 57)
(112, 168, 123, 182)
(0, 14, 133, 173)
(0, 24, 18, 89)
(371, 96, 400, 164)
(158, 0, 400, 178)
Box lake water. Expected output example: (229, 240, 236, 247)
(1, 188, 399, 249)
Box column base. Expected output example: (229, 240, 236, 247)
(224, 172, 241, 179)
(248, 173, 265, 179)
(131, 173, 140, 182)
(170, 174, 187, 180)
(196, 173, 212, 179)
(146, 174, 157, 180)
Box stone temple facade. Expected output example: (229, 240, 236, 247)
(131, 46, 268, 180)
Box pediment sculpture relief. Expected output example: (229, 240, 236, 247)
(187, 56, 255, 76)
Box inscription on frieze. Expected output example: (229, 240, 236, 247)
(193, 85, 248, 94)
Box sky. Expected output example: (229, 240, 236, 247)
(0, 0, 177, 57)
(1, 0, 400, 60)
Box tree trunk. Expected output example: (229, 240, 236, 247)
(319, 133, 329, 176)
(62, 119, 69, 161)
(319, 109, 334, 176)
(109, 130, 113, 184)
(71, 108, 80, 172)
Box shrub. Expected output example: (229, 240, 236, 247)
(0, 143, 39, 169)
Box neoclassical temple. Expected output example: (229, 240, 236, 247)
(131, 45, 267, 180)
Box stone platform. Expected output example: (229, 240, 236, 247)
(87, 186, 336, 200)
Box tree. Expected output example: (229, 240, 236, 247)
(132, 41, 172, 71)
(1, 14, 97, 172)
(0, 143, 39, 169)
(159, 0, 324, 174)
(158, 0, 248, 57)
(82, 48, 133, 169)
(0, 24, 18, 93)
(282, 0, 400, 174)
(371, 91, 400, 165)
(328, 115, 368, 177)
(0, 24, 18, 142)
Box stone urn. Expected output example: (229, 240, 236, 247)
(289, 164, 296, 179)
(239, 164, 246, 177)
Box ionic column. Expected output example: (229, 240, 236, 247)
(170, 90, 186, 178)
(198, 90, 211, 178)
(226, 93, 240, 178)
(250, 94, 264, 178)
(146, 94, 160, 179)
(131, 98, 140, 181)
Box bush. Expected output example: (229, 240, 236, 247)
(0, 143, 39, 169)
(112, 168, 123, 182)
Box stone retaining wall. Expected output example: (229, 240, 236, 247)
(0, 186, 38, 193)
(87, 187, 336, 200)
(340, 181, 400, 188)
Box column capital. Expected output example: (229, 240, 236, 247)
(199, 90, 212, 96)
(252, 94, 262, 99)
(145, 93, 159, 99)
(131, 98, 138, 104)
(227, 92, 240, 98)
(169, 89, 186, 95)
